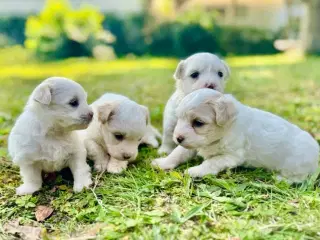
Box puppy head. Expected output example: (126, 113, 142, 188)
(97, 99, 149, 162)
(31, 77, 93, 130)
(173, 89, 237, 149)
(174, 52, 230, 95)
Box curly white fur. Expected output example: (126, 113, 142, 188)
(153, 89, 319, 183)
(158, 52, 230, 155)
(8, 77, 93, 195)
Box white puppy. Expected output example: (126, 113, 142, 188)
(158, 52, 230, 155)
(83, 93, 157, 174)
(8, 77, 94, 195)
(153, 89, 319, 183)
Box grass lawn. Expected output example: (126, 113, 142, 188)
(0, 47, 320, 239)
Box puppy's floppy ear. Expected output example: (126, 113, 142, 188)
(221, 60, 231, 79)
(97, 101, 119, 124)
(140, 105, 150, 125)
(33, 83, 52, 105)
(173, 60, 185, 80)
(208, 95, 237, 127)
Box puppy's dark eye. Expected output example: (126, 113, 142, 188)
(192, 119, 205, 128)
(138, 137, 142, 142)
(190, 71, 199, 79)
(218, 71, 224, 78)
(114, 133, 124, 141)
(69, 98, 79, 108)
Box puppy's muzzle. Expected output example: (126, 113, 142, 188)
(81, 111, 94, 124)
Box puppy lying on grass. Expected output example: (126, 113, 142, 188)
(8, 77, 93, 195)
(153, 89, 319, 183)
(82, 93, 160, 174)
(158, 52, 231, 155)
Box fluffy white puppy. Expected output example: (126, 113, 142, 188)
(8, 77, 94, 195)
(158, 52, 230, 155)
(83, 93, 158, 173)
(153, 89, 319, 183)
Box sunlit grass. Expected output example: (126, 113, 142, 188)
(0, 47, 319, 239)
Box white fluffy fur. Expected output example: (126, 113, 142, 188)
(153, 89, 319, 183)
(158, 52, 230, 155)
(81, 93, 160, 174)
(8, 77, 93, 195)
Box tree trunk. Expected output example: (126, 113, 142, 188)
(301, 0, 320, 54)
(285, 0, 294, 38)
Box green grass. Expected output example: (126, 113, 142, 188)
(0, 47, 320, 239)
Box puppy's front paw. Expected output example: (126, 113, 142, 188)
(185, 166, 210, 178)
(151, 157, 177, 170)
(94, 160, 108, 172)
(16, 183, 41, 195)
(157, 145, 175, 155)
(141, 136, 159, 148)
(73, 176, 92, 192)
(107, 160, 128, 174)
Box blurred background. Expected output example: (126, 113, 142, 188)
(0, 0, 319, 59)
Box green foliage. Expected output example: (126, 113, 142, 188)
(219, 26, 279, 55)
(146, 22, 182, 56)
(147, 22, 220, 58)
(175, 23, 220, 57)
(25, 0, 115, 60)
(103, 14, 147, 57)
(0, 6, 281, 58)
(0, 17, 26, 46)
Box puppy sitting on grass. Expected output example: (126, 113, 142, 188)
(153, 89, 319, 183)
(158, 52, 231, 155)
(8, 77, 93, 195)
(83, 93, 158, 174)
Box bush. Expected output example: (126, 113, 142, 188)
(175, 23, 220, 57)
(103, 14, 148, 57)
(146, 22, 181, 56)
(0, 17, 26, 46)
(25, 0, 115, 60)
(219, 26, 279, 55)
(147, 21, 221, 57)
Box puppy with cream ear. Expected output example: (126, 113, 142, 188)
(158, 52, 230, 155)
(8, 77, 94, 195)
(83, 93, 156, 173)
(153, 89, 319, 183)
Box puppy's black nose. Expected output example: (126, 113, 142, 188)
(176, 136, 185, 144)
(87, 111, 94, 120)
(205, 83, 216, 90)
(123, 153, 131, 160)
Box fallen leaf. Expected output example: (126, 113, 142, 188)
(4, 220, 42, 240)
(50, 186, 58, 193)
(58, 185, 68, 190)
(35, 205, 54, 222)
(69, 223, 108, 240)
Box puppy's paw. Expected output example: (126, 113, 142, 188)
(151, 157, 177, 170)
(94, 160, 108, 172)
(157, 145, 175, 155)
(73, 176, 93, 192)
(107, 160, 128, 174)
(16, 183, 41, 195)
(185, 166, 209, 178)
(141, 136, 159, 148)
